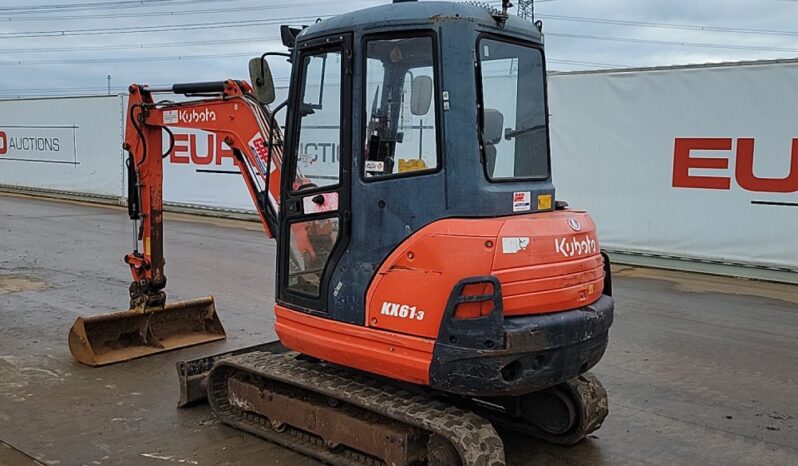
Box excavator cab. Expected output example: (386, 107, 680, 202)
(250, 0, 612, 397)
(199, 3, 613, 461)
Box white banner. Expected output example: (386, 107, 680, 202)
(3, 60, 796, 271)
(548, 60, 798, 270)
(162, 128, 253, 210)
(0, 95, 124, 196)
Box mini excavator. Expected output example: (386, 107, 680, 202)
(68, 1, 614, 464)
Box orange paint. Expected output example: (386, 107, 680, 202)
(366, 211, 606, 339)
(274, 305, 433, 385)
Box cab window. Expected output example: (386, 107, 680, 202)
(478, 38, 549, 180)
(293, 49, 342, 191)
(363, 35, 438, 179)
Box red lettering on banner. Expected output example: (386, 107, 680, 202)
(0, 131, 7, 155)
(190, 134, 214, 165)
(673, 137, 798, 193)
(216, 143, 234, 166)
(171, 133, 190, 164)
(735, 138, 798, 193)
(672, 138, 732, 190)
(168, 132, 236, 166)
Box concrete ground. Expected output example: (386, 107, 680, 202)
(0, 193, 796, 466)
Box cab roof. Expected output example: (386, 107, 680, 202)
(298, 1, 542, 44)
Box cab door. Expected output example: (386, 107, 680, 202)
(277, 34, 352, 313)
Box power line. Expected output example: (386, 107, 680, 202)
(0, 50, 622, 68)
(4, 29, 796, 60)
(0, 45, 619, 71)
(484, 2, 798, 39)
(547, 32, 798, 54)
(0, 83, 291, 98)
(0, 16, 325, 39)
(0, 51, 285, 66)
(1, 0, 373, 22)
(0, 36, 280, 54)
(0, 0, 240, 14)
(537, 14, 798, 38)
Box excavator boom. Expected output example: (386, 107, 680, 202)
(68, 79, 284, 366)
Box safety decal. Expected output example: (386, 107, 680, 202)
(513, 191, 531, 212)
(302, 192, 339, 214)
(502, 237, 530, 254)
(365, 160, 384, 173)
(537, 194, 552, 210)
(163, 110, 178, 125)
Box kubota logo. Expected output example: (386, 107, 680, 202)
(163, 108, 217, 124)
(555, 235, 597, 258)
(0, 131, 6, 155)
(673, 138, 798, 193)
(180, 108, 216, 123)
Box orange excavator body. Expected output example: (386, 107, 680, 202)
(70, 2, 615, 462)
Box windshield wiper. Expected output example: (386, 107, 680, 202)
(504, 124, 546, 140)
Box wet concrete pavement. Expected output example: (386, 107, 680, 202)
(1, 193, 796, 466)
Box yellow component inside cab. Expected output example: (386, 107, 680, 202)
(398, 159, 428, 173)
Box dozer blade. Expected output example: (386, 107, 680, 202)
(68, 296, 226, 367)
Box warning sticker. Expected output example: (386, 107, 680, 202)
(537, 194, 552, 210)
(365, 160, 385, 173)
(163, 110, 178, 125)
(513, 191, 531, 212)
(502, 237, 530, 254)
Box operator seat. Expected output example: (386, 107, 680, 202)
(482, 109, 504, 177)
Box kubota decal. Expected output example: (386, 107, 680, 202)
(555, 235, 597, 258)
(163, 108, 217, 124)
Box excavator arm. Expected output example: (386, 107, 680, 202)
(124, 80, 283, 310)
(68, 79, 286, 366)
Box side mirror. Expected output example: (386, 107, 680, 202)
(410, 75, 433, 116)
(248, 57, 276, 105)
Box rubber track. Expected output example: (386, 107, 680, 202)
(208, 352, 506, 466)
(479, 372, 608, 446)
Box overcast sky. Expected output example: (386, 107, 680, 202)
(1, 0, 798, 98)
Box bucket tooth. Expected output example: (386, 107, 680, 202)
(68, 296, 226, 366)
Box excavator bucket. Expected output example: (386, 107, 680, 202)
(68, 296, 226, 367)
